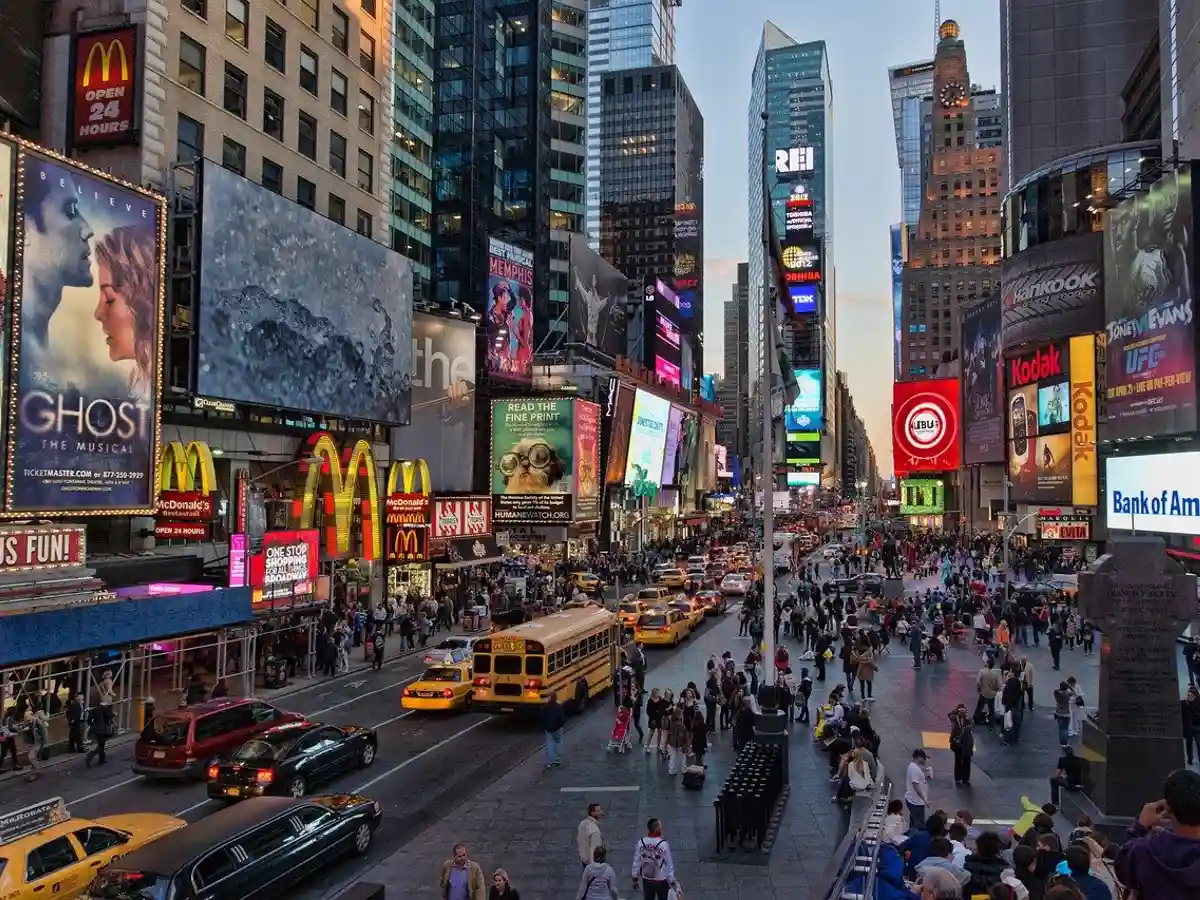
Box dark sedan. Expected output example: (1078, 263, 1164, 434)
(207, 721, 377, 801)
(826, 574, 885, 597)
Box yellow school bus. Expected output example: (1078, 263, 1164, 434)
(470, 607, 620, 714)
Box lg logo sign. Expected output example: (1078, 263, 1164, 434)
(775, 147, 814, 174)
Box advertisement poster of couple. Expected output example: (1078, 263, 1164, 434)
(9, 148, 164, 512)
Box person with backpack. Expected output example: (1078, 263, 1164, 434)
(371, 629, 386, 671)
(577, 845, 619, 900)
(632, 818, 677, 900)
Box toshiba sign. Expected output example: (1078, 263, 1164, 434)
(1000, 232, 1105, 347)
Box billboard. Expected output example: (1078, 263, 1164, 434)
(891, 224, 904, 380)
(248, 529, 320, 603)
(1070, 333, 1099, 507)
(1037, 512, 1091, 541)
(567, 234, 628, 356)
(780, 242, 822, 286)
(0, 139, 11, 447)
(715, 445, 730, 478)
(197, 163, 412, 424)
(294, 432, 382, 559)
(432, 496, 491, 538)
(1106, 451, 1200, 534)
(390, 312, 475, 492)
(491, 399, 574, 524)
(784, 369, 822, 431)
(604, 379, 636, 485)
(624, 389, 671, 496)
(1001, 231, 1104, 348)
(8, 148, 166, 515)
(660, 405, 684, 486)
(574, 400, 601, 521)
(156, 440, 218, 540)
(960, 293, 1004, 464)
(69, 27, 140, 149)
(487, 237, 534, 383)
(1103, 164, 1197, 439)
(673, 202, 702, 332)
(1007, 342, 1073, 503)
(788, 284, 818, 316)
(892, 378, 961, 476)
(646, 278, 682, 386)
(899, 478, 945, 515)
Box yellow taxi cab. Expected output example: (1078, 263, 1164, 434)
(401, 660, 475, 711)
(656, 568, 688, 588)
(667, 597, 704, 631)
(617, 598, 649, 628)
(0, 797, 185, 900)
(567, 572, 606, 593)
(634, 607, 690, 646)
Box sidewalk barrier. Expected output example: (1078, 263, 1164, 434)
(811, 766, 891, 900)
(335, 882, 385, 900)
(713, 741, 784, 852)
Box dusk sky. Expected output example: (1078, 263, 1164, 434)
(677, 2, 1001, 476)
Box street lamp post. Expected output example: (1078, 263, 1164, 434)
(1001, 510, 1039, 583)
(759, 109, 775, 681)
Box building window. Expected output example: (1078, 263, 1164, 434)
(299, 0, 319, 29)
(226, 0, 248, 45)
(261, 158, 283, 194)
(297, 177, 316, 210)
(221, 136, 246, 174)
(332, 7, 349, 54)
(183, 0, 207, 17)
(328, 193, 346, 224)
(357, 149, 373, 191)
(223, 63, 247, 118)
(179, 35, 206, 94)
(297, 111, 317, 159)
(356, 209, 373, 238)
(329, 131, 347, 177)
(300, 45, 318, 95)
(361, 0, 377, 18)
(357, 91, 374, 134)
(330, 69, 348, 116)
(359, 30, 375, 75)
(265, 18, 287, 72)
(177, 114, 204, 162)
(263, 89, 285, 141)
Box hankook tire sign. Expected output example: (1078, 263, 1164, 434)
(1000, 231, 1105, 349)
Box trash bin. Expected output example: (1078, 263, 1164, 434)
(263, 656, 289, 689)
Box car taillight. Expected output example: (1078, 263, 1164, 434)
(473, 676, 491, 688)
(255, 769, 274, 785)
(206, 764, 219, 780)
(441, 688, 454, 699)
(659, 625, 672, 632)
(524, 678, 543, 691)
(402, 687, 414, 697)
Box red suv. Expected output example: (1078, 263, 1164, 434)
(133, 698, 304, 779)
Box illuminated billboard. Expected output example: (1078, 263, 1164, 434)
(624, 389, 671, 496)
(899, 478, 945, 515)
(645, 277, 682, 387)
(491, 399, 575, 524)
(69, 27, 141, 149)
(486, 237, 535, 383)
(784, 369, 822, 431)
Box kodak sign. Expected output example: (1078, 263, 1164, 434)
(155, 441, 217, 541)
(1009, 343, 1064, 388)
(71, 26, 140, 148)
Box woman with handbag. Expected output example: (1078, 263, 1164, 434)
(855, 639, 877, 702)
(1066, 676, 1085, 738)
(948, 703, 974, 786)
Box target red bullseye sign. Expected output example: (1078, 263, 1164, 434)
(893, 379, 961, 476)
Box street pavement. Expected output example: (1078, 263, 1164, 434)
(4, 561, 1159, 900)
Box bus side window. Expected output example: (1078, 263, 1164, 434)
(474, 654, 492, 674)
(586, 635, 597, 654)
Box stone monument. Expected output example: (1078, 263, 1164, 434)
(1076, 535, 1194, 819)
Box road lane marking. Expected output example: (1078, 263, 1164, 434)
(309, 674, 421, 716)
(559, 785, 639, 793)
(175, 798, 214, 816)
(371, 710, 415, 729)
(351, 718, 491, 792)
(73, 776, 144, 803)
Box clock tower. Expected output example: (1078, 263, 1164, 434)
(931, 19, 974, 151)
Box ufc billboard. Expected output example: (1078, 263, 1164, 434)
(70, 26, 141, 149)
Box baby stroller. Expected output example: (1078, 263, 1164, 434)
(607, 706, 633, 753)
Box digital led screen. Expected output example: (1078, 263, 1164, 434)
(660, 405, 684, 486)
(787, 472, 820, 487)
(788, 284, 818, 315)
(784, 369, 822, 431)
(646, 278, 682, 387)
(624, 389, 671, 495)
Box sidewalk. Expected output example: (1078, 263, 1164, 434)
(0, 629, 475, 787)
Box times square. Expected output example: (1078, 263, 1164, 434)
(2, 2, 1200, 900)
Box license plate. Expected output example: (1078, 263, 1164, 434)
(153, 751, 165, 759)
(226, 787, 240, 797)
(417, 691, 435, 697)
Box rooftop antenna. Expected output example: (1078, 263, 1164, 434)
(935, 0, 941, 45)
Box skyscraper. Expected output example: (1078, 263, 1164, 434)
(585, 0, 677, 249)
(899, 20, 1001, 380)
(889, 60, 936, 229)
(716, 264, 750, 463)
(748, 23, 835, 487)
(392, 0, 436, 301)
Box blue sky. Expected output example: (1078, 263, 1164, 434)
(677, 1, 1000, 475)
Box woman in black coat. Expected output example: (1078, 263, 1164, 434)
(948, 703, 975, 786)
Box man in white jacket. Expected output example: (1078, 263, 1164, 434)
(632, 818, 677, 900)
(577, 803, 603, 869)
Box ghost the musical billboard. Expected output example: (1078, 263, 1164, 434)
(7, 147, 166, 514)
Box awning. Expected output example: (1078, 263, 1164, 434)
(435, 554, 505, 570)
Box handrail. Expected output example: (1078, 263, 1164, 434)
(811, 765, 890, 900)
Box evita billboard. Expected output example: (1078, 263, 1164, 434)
(1006, 336, 1098, 506)
(1103, 163, 1197, 439)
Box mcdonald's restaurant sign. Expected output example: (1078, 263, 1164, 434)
(70, 26, 141, 149)
(386, 524, 428, 563)
(385, 459, 431, 526)
(156, 441, 218, 541)
(291, 432, 382, 561)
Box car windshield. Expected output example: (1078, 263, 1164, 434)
(232, 738, 289, 761)
(434, 639, 467, 649)
(141, 714, 189, 746)
(668, 602, 690, 612)
(423, 667, 462, 682)
(639, 615, 667, 628)
(620, 603, 642, 613)
(636, 591, 661, 600)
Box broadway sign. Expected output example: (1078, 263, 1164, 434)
(70, 26, 141, 148)
(0, 525, 86, 575)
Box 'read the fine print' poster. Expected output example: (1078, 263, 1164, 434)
(8, 148, 165, 514)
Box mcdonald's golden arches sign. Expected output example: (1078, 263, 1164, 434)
(71, 26, 140, 148)
(156, 441, 218, 540)
(291, 431, 382, 561)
